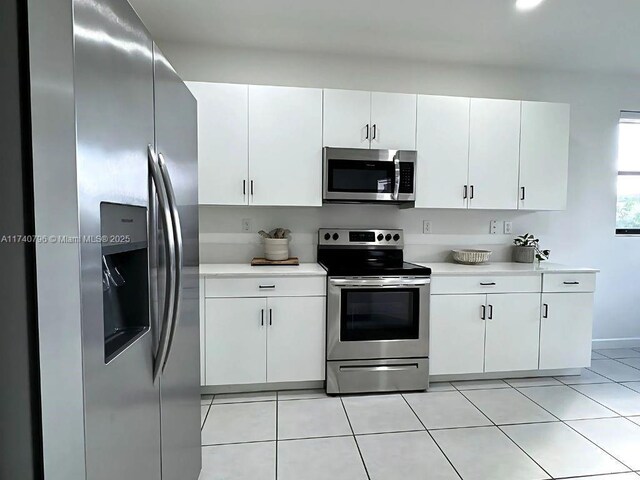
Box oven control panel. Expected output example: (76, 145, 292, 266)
(318, 229, 403, 247)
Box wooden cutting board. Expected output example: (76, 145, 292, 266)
(251, 257, 300, 266)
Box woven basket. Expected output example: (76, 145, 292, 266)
(451, 249, 492, 265)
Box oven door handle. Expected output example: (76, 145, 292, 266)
(340, 363, 420, 373)
(329, 278, 430, 288)
(393, 157, 401, 201)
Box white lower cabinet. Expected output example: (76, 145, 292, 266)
(203, 276, 326, 387)
(266, 297, 326, 383)
(484, 293, 540, 373)
(430, 272, 595, 377)
(205, 297, 267, 386)
(539, 292, 594, 370)
(430, 295, 486, 375)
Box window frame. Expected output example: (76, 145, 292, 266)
(616, 112, 640, 235)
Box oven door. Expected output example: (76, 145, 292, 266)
(323, 148, 416, 202)
(327, 277, 430, 360)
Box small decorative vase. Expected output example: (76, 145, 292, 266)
(513, 246, 535, 263)
(264, 238, 290, 261)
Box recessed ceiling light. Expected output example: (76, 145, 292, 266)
(516, 0, 545, 10)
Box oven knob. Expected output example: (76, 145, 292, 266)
(324, 233, 331, 241)
(393, 234, 400, 241)
(333, 233, 339, 241)
(377, 234, 384, 241)
(385, 234, 392, 241)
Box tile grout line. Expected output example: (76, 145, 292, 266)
(400, 393, 463, 480)
(339, 397, 372, 480)
(456, 387, 555, 480)
(513, 378, 637, 474)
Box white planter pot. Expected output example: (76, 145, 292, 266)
(263, 238, 290, 261)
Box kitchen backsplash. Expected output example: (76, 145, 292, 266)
(199, 204, 535, 264)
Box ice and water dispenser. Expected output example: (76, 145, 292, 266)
(101, 203, 149, 363)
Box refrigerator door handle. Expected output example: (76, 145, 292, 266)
(149, 146, 176, 382)
(158, 152, 183, 371)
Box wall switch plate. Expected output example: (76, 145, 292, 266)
(423, 221, 432, 234)
(504, 221, 513, 234)
(490, 220, 498, 234)
(241, 218, 252, 232)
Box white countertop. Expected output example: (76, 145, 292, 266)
(413, 262, 599, 276)
(200, 263, 327, 277)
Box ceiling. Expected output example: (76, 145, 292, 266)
(129, 0, 640, 75)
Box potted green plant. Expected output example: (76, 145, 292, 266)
(513, 233, 550, 264)
(258, 228, 291, 261)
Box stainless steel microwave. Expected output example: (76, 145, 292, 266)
(323, 147, 417, 204)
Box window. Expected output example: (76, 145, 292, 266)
(616, 112, 640, 234)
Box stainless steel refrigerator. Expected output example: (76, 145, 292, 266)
(0, 0, 201, 479)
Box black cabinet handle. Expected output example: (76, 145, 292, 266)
(542, 303, 549, 318)
(520, 186, 526, 201)
(470, 185, 475, 199)
(365, 124, 370, 140)
(372, 124, 377, 140)
(481, 305, 486, 320)
(488, 304, 494, 320)
(463, 185, 468, 199)
(269, 309, 273, 326)
(250, 180, 254, 195)
(480, 282, 496, 286)
(243, 180, 246, 195)
(261, 309, 264, 326)
(259, 285, 276, 289)
(563, 281, 580, 285)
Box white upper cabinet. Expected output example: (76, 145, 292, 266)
(323, 89, 417, 150)
(323, 89, 371, 149)
(187, 82, 249, 205)
(248, 85, 323, 206)
(519, 101, 570, 210)
(415, 95, 470, 208)
(370, 92, 417, 150)
(468, 98, 521, 210)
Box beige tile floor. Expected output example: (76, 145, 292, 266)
(199, 348, 640, 480)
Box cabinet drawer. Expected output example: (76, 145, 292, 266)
(542, 273, 596, 293)
(205, 276, 326, 298)
(431, 274, 541, 295)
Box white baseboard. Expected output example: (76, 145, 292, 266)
(592, 337, 640, 349)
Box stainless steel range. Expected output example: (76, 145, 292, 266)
(318, 229, 431, 395)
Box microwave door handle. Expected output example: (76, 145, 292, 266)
(157, 153, 183, 372)
(393, 157, 400, 200)
(148, 146, 176, 383)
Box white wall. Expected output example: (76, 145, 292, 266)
(162, 42, 640, 344)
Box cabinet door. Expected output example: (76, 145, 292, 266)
(205, 298, 267, 385)
(370, 92, 417, 150)
(323, 89, 371, 149)
(266, 297, 326, 383)
(415, 95, 470, 208)
(187, 82, 249, 205)
(430, 295, 486, 375)
(485, 294, 541, 373)
(519, 102, 570, 210)
(199, 278, 206, 386)
(539, 293, 594, 370)
(248, 85, 323, 206)
(468, 98, 521, 209)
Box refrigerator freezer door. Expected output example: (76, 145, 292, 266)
(73, 0, 161, 478)
(153, 44, 202, 480)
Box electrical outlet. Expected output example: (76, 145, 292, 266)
(504, 221, 513, 234)
(423, 221, 432, 234)
(241, 218, 251, 232)
(490, 220, 498, 234)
